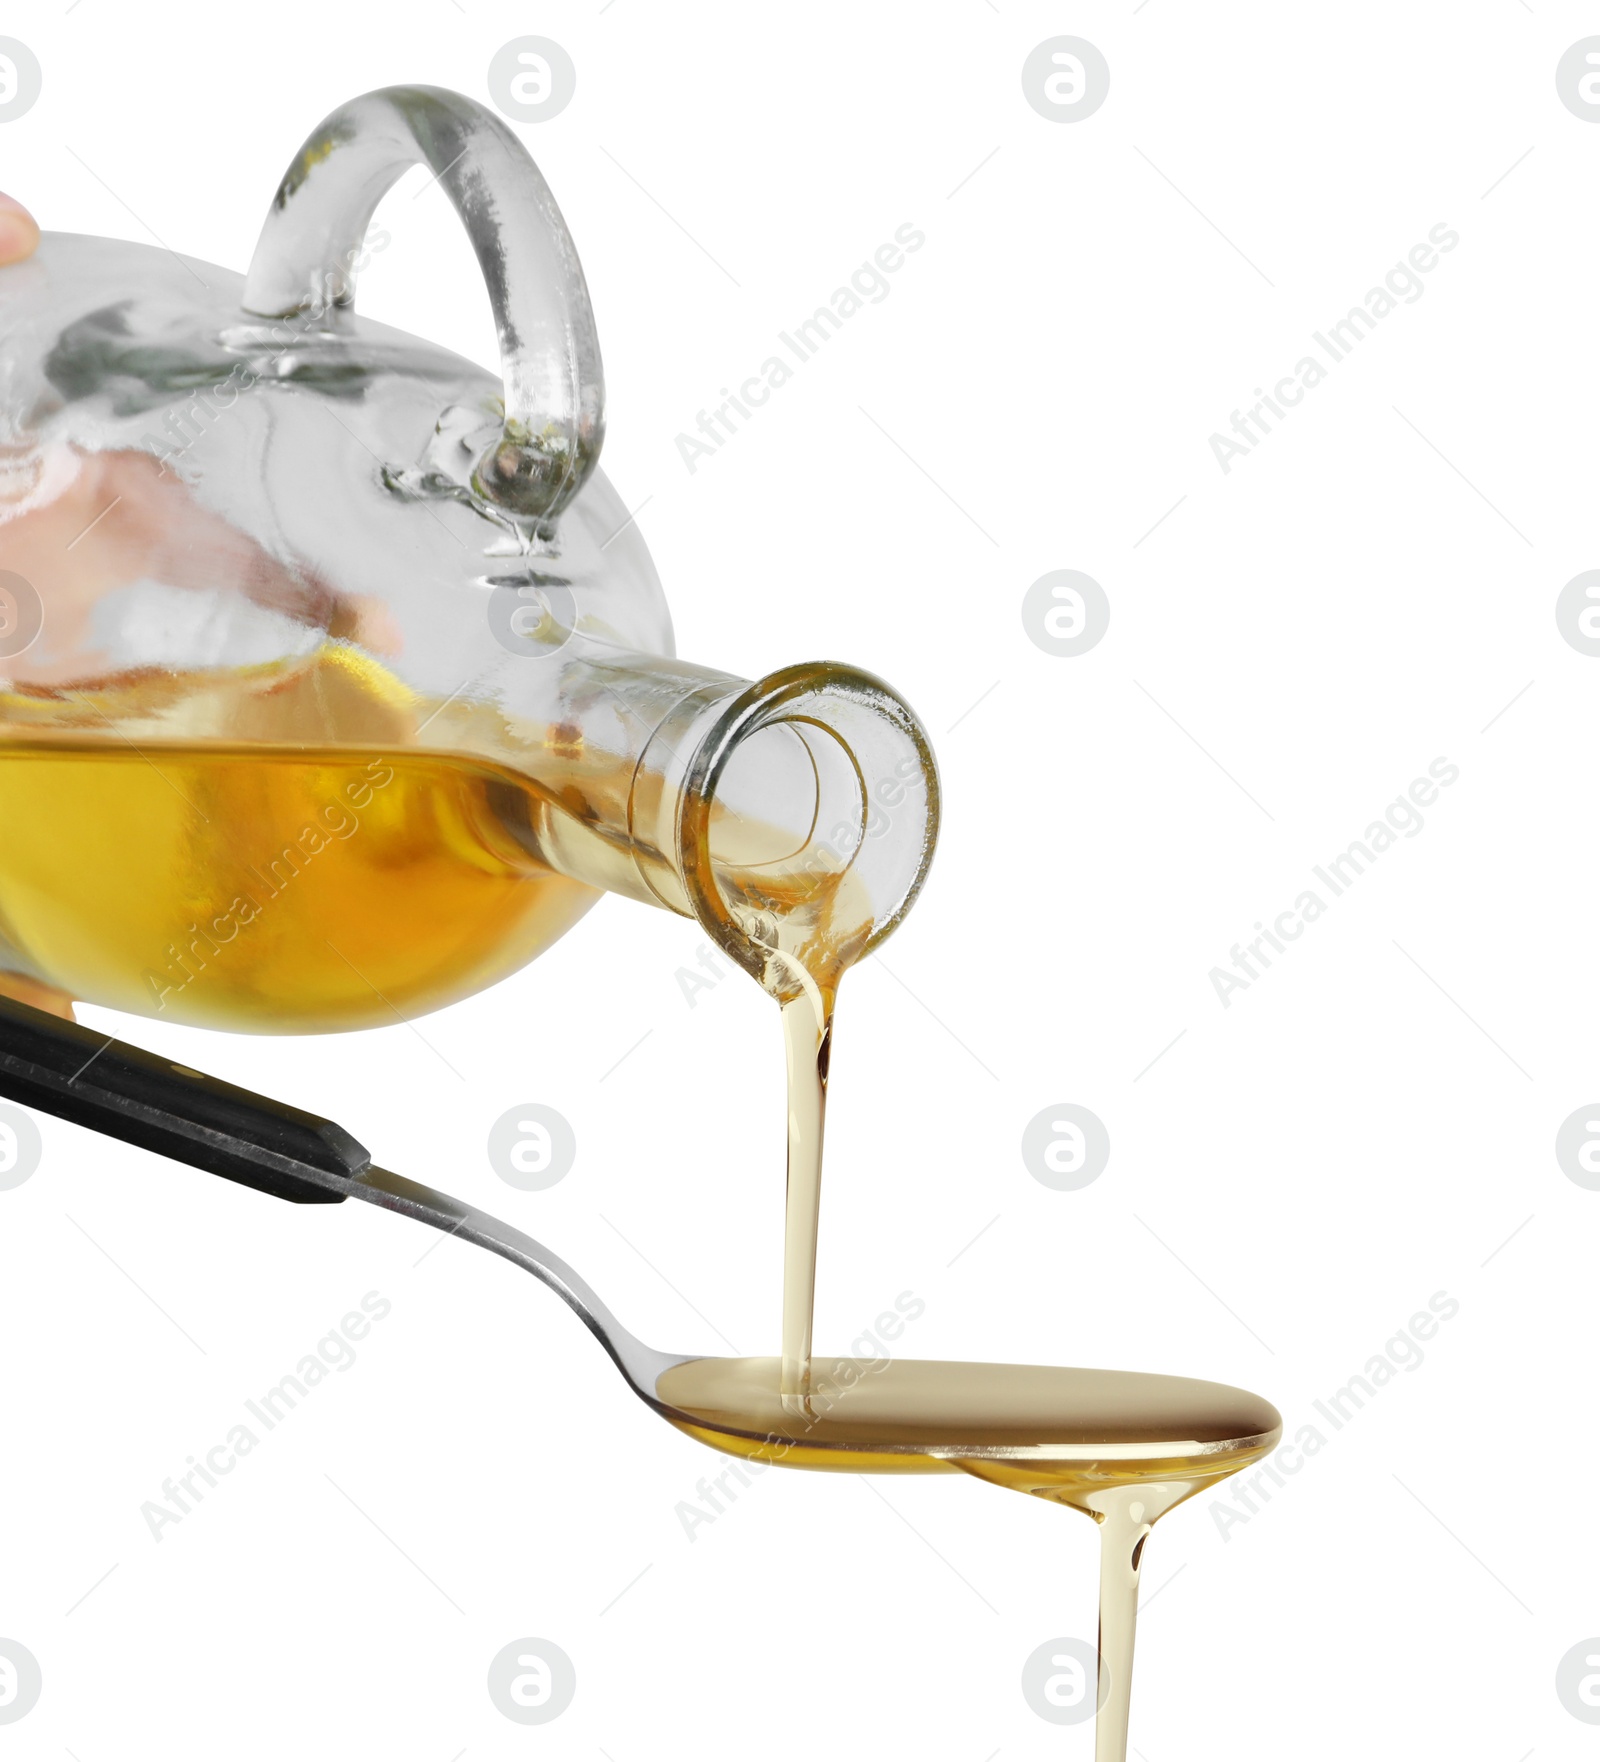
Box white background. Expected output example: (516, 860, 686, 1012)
(1, 2, 1597, 1757)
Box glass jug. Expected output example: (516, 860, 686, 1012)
(0, 85, 938, 1033)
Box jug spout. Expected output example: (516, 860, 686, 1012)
(479, 649, 941, 1003)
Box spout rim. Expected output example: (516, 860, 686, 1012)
(676, 661, 941, 991)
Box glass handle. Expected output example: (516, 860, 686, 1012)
(241, 83, 604, 524)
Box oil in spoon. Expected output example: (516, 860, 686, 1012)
(654, 1351, 1282, 1761)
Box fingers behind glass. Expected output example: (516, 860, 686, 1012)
(0, 194, 40, 265)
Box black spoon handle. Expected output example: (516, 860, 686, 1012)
(0, 993, 364, 1204)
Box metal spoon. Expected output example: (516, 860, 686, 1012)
(0, 992, 1279, 1762)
